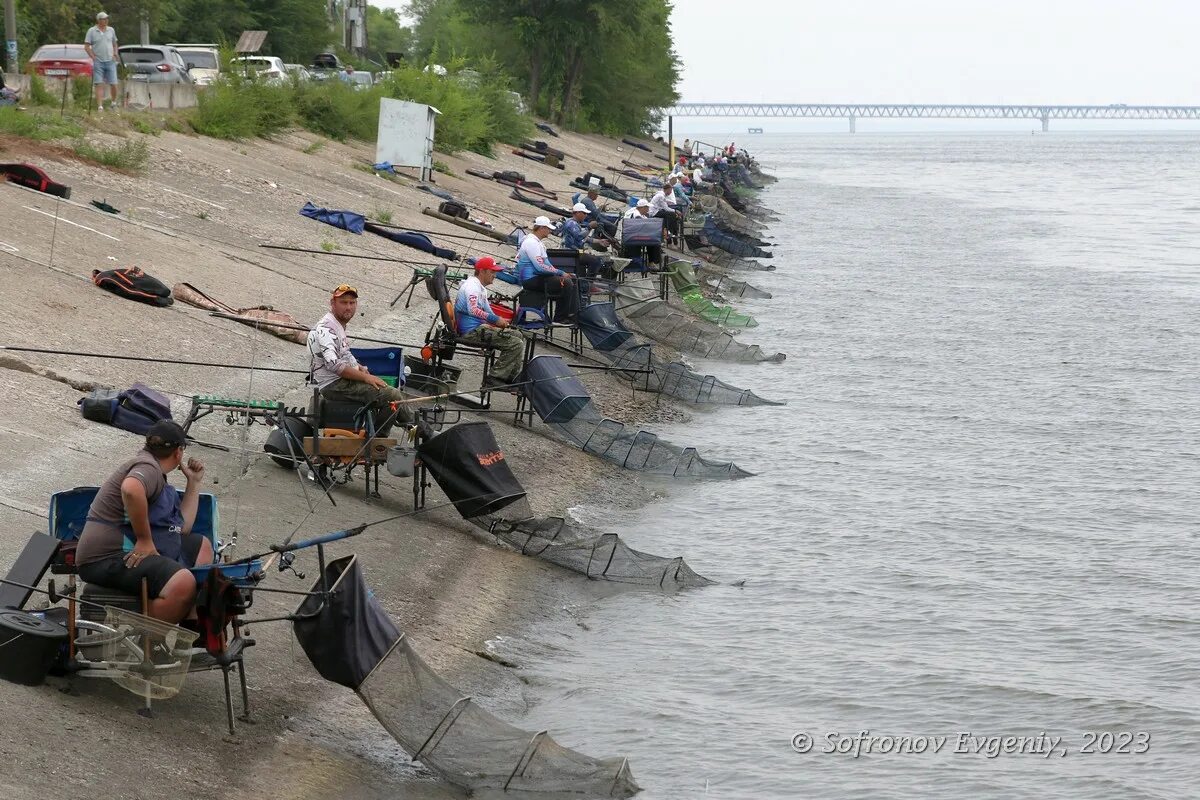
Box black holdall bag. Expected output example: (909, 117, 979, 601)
(111, 383, 172, 435)
(77, 387, 121, 423)
(91, 267, 173, 307)
(438, 199, 469, 220)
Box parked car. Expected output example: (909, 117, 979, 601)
(283, 63, 313, 82)
(341, 70, 374, 91)
(230, 56, 287, 84)
(168, 43, 221, 86)
(312, 52, 342, 70)
(119, 45, 194, 84)
(27, 44, 93, 79)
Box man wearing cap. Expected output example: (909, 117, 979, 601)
(575, 186, 615, 239)
(84, 12, 119, 112)
(75, 420, 213, 623)
(563, 203, 605, 279)
(307, 284, 423, 435)
(517, 217, 577, 322)
(454, 257, 525, 392)
(623, 197, 650, 219)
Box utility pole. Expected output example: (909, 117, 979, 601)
(4, 0, 17, 74)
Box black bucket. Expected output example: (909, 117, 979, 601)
(0, 609, 68, 686)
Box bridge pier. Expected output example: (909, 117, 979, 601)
(849, 114, 856, 133)
(1041, 112, 1050, 132)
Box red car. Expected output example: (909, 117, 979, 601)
(27, 44, 94, 79)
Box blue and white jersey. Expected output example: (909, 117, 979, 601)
(516, 234, 561, 283)
(561, 218, 588, 250)
(454, 275, 499, 335)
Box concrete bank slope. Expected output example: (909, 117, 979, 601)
(0, 120, 689, 799)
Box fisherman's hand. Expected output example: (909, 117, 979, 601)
(181, 457, 205, 484)
(492, 318, 510, 329)
(365, 374, 388, 390)
(125, 541, 159, 568)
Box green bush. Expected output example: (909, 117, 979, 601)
(0, 106, 83, 140)
(191, 77, 295, 140)
(73, 137, 151, 172)
(293, 79, 379, 141)
(28, 74, 55, 106)
(379, 65, 490, 153)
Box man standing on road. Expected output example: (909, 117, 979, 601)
(84, 12, 119, 111)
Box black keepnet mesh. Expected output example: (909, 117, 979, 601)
(476, 508, 715, 590)
(292, 556, 640, 797)
(613, 279, 785, 364)
(693, 263, 774, 300)
(415, 422, 717, 587)
(521, 356, 753, 479)
(576, 303, 784, 406)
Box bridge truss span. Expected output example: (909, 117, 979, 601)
(664, 103, 1200, 131)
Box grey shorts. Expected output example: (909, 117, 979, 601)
(77, 533, 206, 599)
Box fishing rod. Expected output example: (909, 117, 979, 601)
(0, 345, 309, 375)
(260, 244, 447, 269)
(208, 311, 435, 352)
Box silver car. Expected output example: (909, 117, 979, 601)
(119, 45, 194, 84)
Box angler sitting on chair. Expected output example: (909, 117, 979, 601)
(308, 284, 424, 437)
(455, 257, 526, 394)
(518, 216, 578, 322)
(75, 420, 214, 624)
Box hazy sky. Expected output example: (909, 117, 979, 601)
(670, 0, 1196, 105)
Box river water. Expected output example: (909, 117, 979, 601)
(501, 133, 1200, 799)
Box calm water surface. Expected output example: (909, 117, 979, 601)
(503, 133, 1200, 800)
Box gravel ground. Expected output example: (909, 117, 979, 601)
(0, 118, 702, 799)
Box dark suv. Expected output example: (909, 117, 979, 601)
(118, 45, 195, 84)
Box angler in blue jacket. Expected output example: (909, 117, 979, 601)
(454, 257, 526, 391)
(562, 203, 605, 279)
(517, 216, 578, 322)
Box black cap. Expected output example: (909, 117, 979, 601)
(146, 419, 186, 449)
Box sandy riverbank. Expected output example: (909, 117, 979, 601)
(0, 116, 718, 798)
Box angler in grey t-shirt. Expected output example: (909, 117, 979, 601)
(84, 11, 119, 110)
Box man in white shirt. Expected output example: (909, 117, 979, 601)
(516, 216, 578, 322)
(83, 12, 119, 111)
(649, 178, 681, 238)
(307, 284, 423, 436)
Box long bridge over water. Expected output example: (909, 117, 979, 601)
(663, 103, 1200, 132)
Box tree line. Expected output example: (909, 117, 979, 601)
(16, 0, 679, 135)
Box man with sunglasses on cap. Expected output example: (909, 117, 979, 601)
(454, 257, 526, 393)
(308, 284, 427, 437)
(75, 420, 214, 623)
(517, 217, 578, 322)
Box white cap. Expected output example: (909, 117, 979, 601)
(533, 215, 552, 228)
(572, 202, 589, 213)
(636, 198, 650, 208)
(96, 11, 108, 18)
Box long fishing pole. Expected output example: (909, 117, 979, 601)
(0, 345, 309, 375)
(208, 311, 438, 352)
(260, 244, 447, 268)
